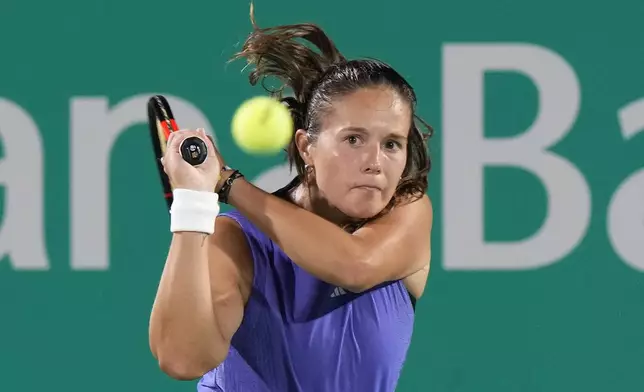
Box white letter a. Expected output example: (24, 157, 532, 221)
(0, 98, 49, 269)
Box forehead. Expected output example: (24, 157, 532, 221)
(322, 86, 411, 135)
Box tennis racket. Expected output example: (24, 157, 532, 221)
(147, 94, 208, 209)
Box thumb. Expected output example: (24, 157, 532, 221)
(166, 130, 183, 154)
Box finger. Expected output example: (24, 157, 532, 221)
(199, 130, 217, 157)
(163, 133, 180, 161)
(168, 129, 199, 152)
(166, 131, 175, 145)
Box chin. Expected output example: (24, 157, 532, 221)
(330, 188, 392, 220)
(340, 200, 385, 220)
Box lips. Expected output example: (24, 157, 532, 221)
(354, 185, 382, 191)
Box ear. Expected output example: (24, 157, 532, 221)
(294, 129, 314, 165)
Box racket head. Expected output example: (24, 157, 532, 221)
(147, 95, 178, 210)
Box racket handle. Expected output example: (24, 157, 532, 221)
(180, 136, 208, 166)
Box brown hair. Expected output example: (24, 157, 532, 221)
(231, 4, 433, 225)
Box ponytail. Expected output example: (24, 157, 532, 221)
(230, 3, 345, 129)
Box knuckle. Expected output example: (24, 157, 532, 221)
(172, 129, 196, 142)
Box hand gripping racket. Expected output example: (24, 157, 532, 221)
(147, 95, 208, 209)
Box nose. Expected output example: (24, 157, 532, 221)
(362, 144, 382, 175)
(364, 164, 381, 174)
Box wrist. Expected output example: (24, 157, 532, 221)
(216, 168, 244, 204)
(224, 175, 246, 206)
(170, 189, 220, 235)
(215, 169, 236, 193)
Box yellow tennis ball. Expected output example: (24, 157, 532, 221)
(231, 96, 294, 155)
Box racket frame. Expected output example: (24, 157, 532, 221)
(147, 95, 179, 210)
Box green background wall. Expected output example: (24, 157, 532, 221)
(1, 0, 643, 391)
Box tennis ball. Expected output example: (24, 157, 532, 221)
(231, 96, 294, 155)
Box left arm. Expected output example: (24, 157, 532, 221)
(228, 178, 432, 292)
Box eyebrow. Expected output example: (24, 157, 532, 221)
(339, 126, 408, 141)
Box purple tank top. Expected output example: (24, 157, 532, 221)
(197, 209, 415, 392)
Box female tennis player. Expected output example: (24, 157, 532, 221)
(149, 8, 433, 392)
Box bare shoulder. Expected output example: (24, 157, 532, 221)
(372, 193, 433, 227)
(392, 195, 433, 299)
(414, 194, 433, 228)
(400, 193, 432, 215)
(207, 216, 254, 304)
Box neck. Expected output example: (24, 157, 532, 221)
(289, 181, 350, 227)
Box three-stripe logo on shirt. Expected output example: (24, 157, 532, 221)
(330, 287, 347, 298)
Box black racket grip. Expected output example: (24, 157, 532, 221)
(180, 136, 208, 166)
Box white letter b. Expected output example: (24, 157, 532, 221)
(442, 43, 591, 270)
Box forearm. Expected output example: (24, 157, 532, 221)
(149, 233, 228, 375)
(229, 179, 368, 290)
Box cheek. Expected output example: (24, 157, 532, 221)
(310, 147, 355, 200)
(311, 138, 346, 173)
(388, 153, 407, 180)
(381, 151, 406, 185)
(313, 151, 347, 189)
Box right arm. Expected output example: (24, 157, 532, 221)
(149, 217, 253, 380)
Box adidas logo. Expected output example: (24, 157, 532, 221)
(330, 287, 347, 298)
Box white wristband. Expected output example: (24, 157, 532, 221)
(170, 189, 220, 235)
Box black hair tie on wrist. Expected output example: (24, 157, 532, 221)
(218, 170, 244, 204)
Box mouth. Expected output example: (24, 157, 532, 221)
(354, 185, 382, 191)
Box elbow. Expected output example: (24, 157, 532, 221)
(158, 357, 215, 381)
(155, 348, 226, 381)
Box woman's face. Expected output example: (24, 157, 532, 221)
(297, 86, 411, 219)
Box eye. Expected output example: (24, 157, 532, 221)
(345, 134, 363, 146)
(384, 140, 403, 151)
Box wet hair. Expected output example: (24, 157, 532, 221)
(231, 4, 433, 224)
